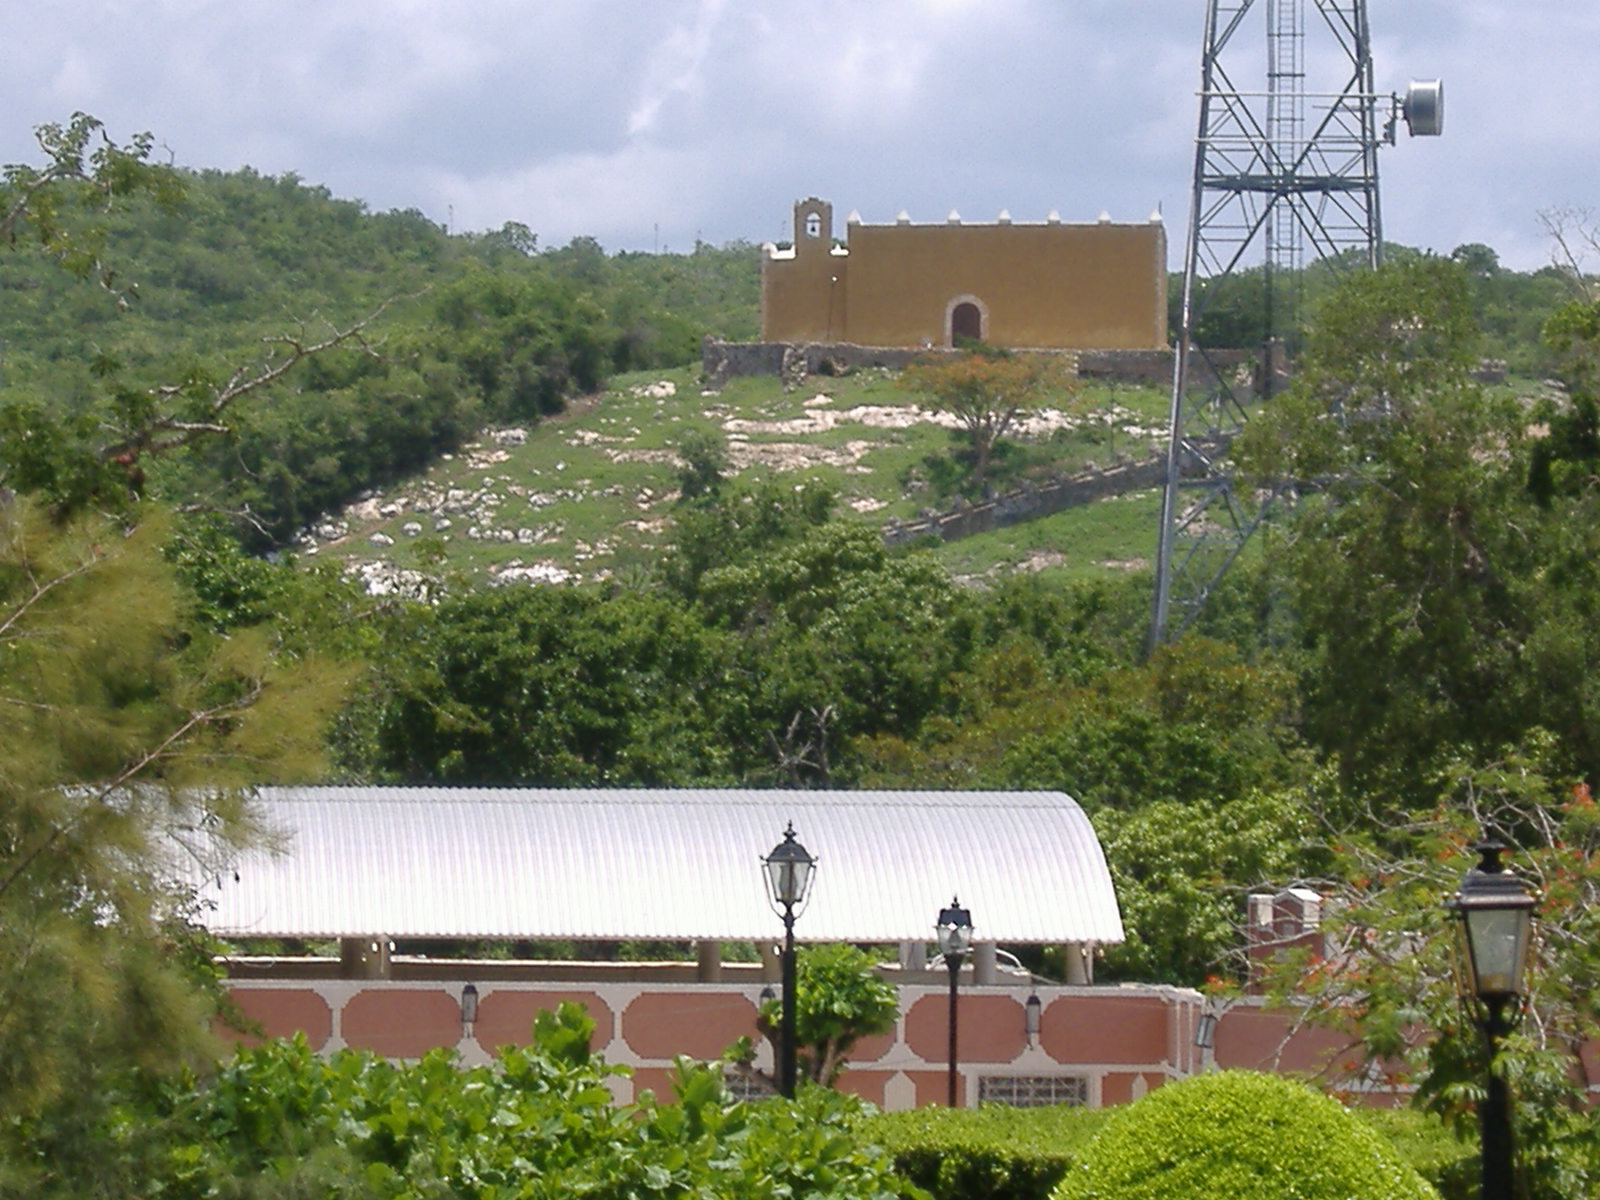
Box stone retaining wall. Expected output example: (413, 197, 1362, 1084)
(703, 339, 1255, 394)
(883, 457, 1168, 546)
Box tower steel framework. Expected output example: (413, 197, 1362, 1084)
(1150, 0, 1435, 645)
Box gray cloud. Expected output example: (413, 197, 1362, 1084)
(1, 0, 1592, 269)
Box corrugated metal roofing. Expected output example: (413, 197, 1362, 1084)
(189, 788, 1123, 945)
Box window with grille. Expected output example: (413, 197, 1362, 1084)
(977, 1074, 1089, 1107)
(721, 1068, 779, 1101)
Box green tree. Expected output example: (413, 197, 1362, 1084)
(858, 637, 1310, 813)
(0, 112, 183, 289)
(675, 425, 731, 502)
(659, 475, 835, 600)
(1095, 786, 1321, 982)
(0, 117, 362, 1189)
(695, 523, 979, 776)
(358, 585, 736, 785)
(727, 944, 900, 1089)
(859, 637, 1316, 983)
(0, 501, 349, 1182)
(1235, 258, 1550, 793)
(904, 348, 1074, 491)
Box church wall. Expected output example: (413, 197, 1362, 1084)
(761, 200, 1167, 351)
(842, 220, 1166, 350)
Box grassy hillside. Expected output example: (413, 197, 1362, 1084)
(302, 364, 1173, 591)
(0, 165, 761, 546)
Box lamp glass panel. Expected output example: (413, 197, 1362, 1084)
(765, 851, 814, 907)
(937, 921, 972, 958)
(1464, 905, 1534, 996)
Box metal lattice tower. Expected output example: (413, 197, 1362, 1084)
(1150, 0, 1436, 646)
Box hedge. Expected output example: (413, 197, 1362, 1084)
(864, 1103, 1111, 1200)
(1049, 1071, 1438, 1200)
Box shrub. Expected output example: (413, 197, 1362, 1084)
(1357, 1107, 1478, 1200)
(866, 1103, 1110, 1200)
(20, 1003, 920, 1199)
(1051, 1071, 1439, 1200)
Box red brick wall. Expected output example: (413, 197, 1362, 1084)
(222, 978, 1206, 1110)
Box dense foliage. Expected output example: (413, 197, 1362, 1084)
(724, 944, 901, 1090)
(867, 1104, 1110, 1200)
(867, 1103, 1472, 1200)
(0, 498, 351, 1182)
(8, 1003, 919, 1200)
(1051, 1071, 1438, 1200)
(0, 150, 758, 546)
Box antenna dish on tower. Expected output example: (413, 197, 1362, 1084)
(1402, 79, 1444, 137)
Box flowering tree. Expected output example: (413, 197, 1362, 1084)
(903, 349, 1074, 490)
(1257, 737, 1600, 1198)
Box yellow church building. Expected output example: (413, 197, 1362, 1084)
(760, 198, 1168, 351)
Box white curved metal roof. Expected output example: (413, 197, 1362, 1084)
(192, 788, 1123, 945)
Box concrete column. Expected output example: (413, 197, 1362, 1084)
(695, 940, 723, 983)
(1064, 942, 1091, 986)
(898, 939, 928, 971)
(973, 940, 998, 985)
(339, 936, 391, 980)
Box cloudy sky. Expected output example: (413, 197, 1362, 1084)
(1, 1, 1593, 271)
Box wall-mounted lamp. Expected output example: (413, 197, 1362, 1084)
(1195, 1010, 1217, 1051)
(460, 982, 480, 1037)
(1024, 991, 1042, 1047)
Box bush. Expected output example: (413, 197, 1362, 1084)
(1357, 1107, 1478, 1200)
(865, 1104, 1111, 1200)
(1051, 1071, 1439, 1200)
(18, 1003, 920, 1199)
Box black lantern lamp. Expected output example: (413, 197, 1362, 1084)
(763, 823, 817, 916)
(460, 982, 480, 1038)
(763, 823, 817, 1098)
(936, 898, 973, 1105)
(1450, 840, 1537, 1016)
(1448, 837, 1538, 1200)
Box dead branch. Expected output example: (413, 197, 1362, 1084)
(1539, 207, 1600, 303)
(100, 299, 405, 465)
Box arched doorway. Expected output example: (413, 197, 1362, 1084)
(950, 301, 983, 344)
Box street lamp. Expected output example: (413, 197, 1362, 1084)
(1448, 837, 1537, 1200)
(936, 897, 973, 1106)
(763, 822, 817, 1098)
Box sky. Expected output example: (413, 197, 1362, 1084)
(1, 1, 1594, 272)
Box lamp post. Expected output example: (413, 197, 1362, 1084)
(936, 897, 973, 1106)
(763, 823, 817, 1098)
(1448, 837, 1537, 1200)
